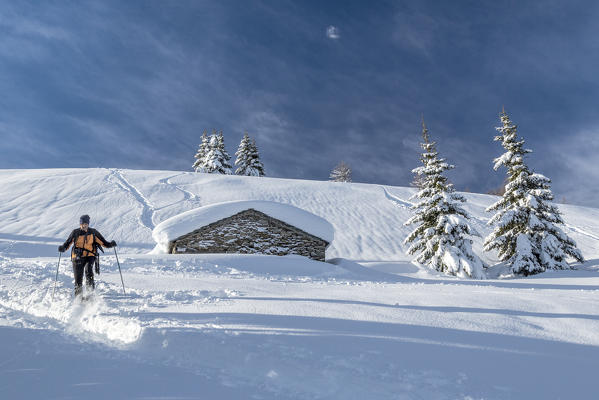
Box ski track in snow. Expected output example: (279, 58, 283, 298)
(157, 172, 202, 209)
(108, 169, 156, 231)
(381, 186, 412, 209)
(565, 223, 599, 242)
(165, 174, 202, 205)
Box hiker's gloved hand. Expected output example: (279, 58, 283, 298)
(110, 240, 117, 247)
(58, 245, 65, 253)
(94, 263, 100, 275)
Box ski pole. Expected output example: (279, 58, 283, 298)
(113, 247, 126, 295)
(52, 252, 62, 300)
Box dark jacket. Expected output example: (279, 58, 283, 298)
(62, 228, 113, 260)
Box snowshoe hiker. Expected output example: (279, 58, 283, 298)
(58, 214, 117, 298)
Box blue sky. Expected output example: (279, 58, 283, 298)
(1, 1, 598, 206)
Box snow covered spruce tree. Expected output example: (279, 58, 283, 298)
(484, 110, 584, 275)
(192, 130, 210, 172)
(203, 130, 232, 174)
(404, 121, 485, 279)
(235, 132, 265, 176)
(329, 161, 352, 182)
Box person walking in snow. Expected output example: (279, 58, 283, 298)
(58, 215, 117, 298)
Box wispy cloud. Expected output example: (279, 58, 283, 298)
(392, 12, 435, 56)
(0, 4, 75, 60)
(391, 7, 475, 58)
(0, 5, 72, 41)
(9, 19, 71, 41)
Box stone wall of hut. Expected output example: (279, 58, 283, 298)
(169, 209, 328, 261)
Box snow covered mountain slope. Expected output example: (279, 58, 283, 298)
(1, 168, 598, 399)
(1, 168, 597, 262)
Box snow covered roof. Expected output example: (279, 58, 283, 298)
(152, 200, 335, 250)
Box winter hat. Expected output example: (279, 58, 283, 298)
(79, 214, 90, 224)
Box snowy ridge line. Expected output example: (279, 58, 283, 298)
(109, 169, 155, 230)
(381, 186, 413, 209)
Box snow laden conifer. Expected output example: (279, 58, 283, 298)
(329, 161, 352, 182)
(203, 130, 232, 174)
(249, 138, 265, 175)
(192, 130, 210, 172)
(404, 121, 485, 279)
(484, 110, 584, 275)
(235, 132, 265, 176)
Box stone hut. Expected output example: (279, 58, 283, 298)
(152, 200, 334, 262)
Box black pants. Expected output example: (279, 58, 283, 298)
(72, 256, 96, 296)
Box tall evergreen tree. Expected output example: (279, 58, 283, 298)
(404, 121, 484, 278)
(203, 130, 232, 174)
(235, 133, 251, 174)
(484, 110, 584, 275)
(235, 132, 265, 176)
(329, 161, 352, 182)
(192, 130, 210, 172)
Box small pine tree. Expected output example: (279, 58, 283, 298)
(192, 130, 210, 172)
(484, 109, 584, 275)
(235, 132, 265, 176)
(404, 121, 484, 279)
(329, 161, 352, 182)
(203, 130, 232, 174)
